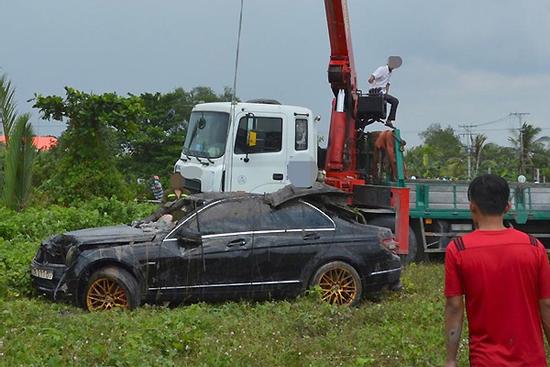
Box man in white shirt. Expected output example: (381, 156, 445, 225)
(367, 56, 402, 129)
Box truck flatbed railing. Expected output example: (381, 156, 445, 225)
(397, 180, 550, 254)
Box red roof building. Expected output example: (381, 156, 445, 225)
(0, 135, 58, 151)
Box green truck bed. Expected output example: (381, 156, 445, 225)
(404, 180, 550, 252)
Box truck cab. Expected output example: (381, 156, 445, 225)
(174, 101, 319, 193)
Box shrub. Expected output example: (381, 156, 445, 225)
(0, 198, 155, 298)
(38, 160, 135, 205)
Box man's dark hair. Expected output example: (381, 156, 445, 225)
(467, 174, 510, 215)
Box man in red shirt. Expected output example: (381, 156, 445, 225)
(445, 174, 550, 366)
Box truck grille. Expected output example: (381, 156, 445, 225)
(183, 178, 201, 193)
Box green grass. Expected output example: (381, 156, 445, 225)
(0, 264, 474, 367)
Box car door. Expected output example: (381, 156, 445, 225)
(152, 214, 203, 301)
(250, 200, 336, 295)
(157, 198, 259, 300)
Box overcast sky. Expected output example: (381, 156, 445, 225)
(2, 0, 550, 147)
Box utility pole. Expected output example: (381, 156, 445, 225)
(510, 112, 530, 175)
(459, 124, 473, 179)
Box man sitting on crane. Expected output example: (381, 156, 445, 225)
(367, 56, 402, 129)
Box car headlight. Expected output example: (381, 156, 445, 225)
(65, 246, 79, 266)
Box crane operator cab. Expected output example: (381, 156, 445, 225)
(174, 100, 319, 194)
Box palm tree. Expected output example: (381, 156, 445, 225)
(3, 113, 36, 211)
(509, 123, 550, 175)
(441, 157, 464, 179)
(471, 134, 487, 176)
(0, 74, 17, 145)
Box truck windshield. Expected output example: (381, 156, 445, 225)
(182, 111, 230, 159)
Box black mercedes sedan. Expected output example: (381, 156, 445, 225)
(31, 185, 402, 311)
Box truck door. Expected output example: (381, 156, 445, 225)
(229, 114, 287, 193)
(287, 116, 318, 188)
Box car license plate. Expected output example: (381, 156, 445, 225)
(32, 267, 54, 280)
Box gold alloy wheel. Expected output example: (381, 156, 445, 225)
(318, 267, 357, 306)
(86, 277, 129, 311)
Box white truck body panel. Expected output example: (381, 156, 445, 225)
(174, 102, 317, 193)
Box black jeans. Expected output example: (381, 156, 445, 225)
(384, 94, 399, 121)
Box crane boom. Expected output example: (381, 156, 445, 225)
(325, 0, 357, 96)
(323, 0, 361, 187)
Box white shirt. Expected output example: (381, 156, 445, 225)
(369, 65, 392, 93)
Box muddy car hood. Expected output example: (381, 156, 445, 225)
(64, 225, 158, 245)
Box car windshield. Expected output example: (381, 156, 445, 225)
(182, 111, 230, 159)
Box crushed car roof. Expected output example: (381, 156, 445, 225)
(174, 183, 348, 208)
(263, 183, 349, 208)
(142, 184, 349, 224)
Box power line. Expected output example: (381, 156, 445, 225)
(398, 114, 517, 134)
(471, 114, 511, 127)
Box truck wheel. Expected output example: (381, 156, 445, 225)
(84, 267, 140, 311)
(368, 216, 418, 265)
(311, 261, 362, 306)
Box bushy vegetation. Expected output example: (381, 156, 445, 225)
(33, 88, 147, 204)
(0, 198, 155, 298)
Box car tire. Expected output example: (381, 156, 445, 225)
(84, 266, 140, 311)
(368, 216, 418, 265)
(311, 261, 362, 306)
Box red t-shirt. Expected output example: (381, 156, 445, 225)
(445, 228, 550, 367)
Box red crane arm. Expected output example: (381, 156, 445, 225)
(323, 0, 360, 183)
(325, 0, 357, 95)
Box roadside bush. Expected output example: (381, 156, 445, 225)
(0, 198, 155, 298)
(0, 239, 36, 298)
(37, 158, 135, 205)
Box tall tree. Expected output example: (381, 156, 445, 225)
(420, 124, 464, 158)
(509, 122, 550, 175)
(0, 74, 17, 145)
(3, 114, 36, 210)
(406, 124, 466, 179)
(117, 86, 233, 179)
(33, 87, 146, 203)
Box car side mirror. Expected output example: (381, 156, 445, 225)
(176, 229, 202, 248)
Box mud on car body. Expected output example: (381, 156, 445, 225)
(31, 184, 402, 311)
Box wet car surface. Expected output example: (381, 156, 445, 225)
(31, 184, 402, 310)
